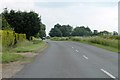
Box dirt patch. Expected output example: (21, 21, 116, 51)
(2, 42, 48, 78)
(2, 52, 38, 78)
(17, 52, 37, 58)
(2, 61, 24, 78)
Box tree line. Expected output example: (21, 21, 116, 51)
(1, 8, 46, 40)
(49, 23, 118, 37)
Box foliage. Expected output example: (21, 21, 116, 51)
(0, 30, 26, 47)
(38, 23, 46, 40)
(51, 36, 119, 51)
(13, 40, 46, 53)
(1, 39, 47, 63)
(49, 27, 62, 37)
(71, 26, 92, 36)
(1, 14, 12, 30)
(1, 53, 24, 63)
(99, 35, 120, 40)
(56, 24, 73, 37)
(98, 30, 111, 35)
(93, 30, 98, 35)
(49, 23, 118, 37)
(113, 31, 118, 35)
(49, 24, 93, 37)
(69, 36, 118, 48)
(49, 24, 73, 37)
(2, 8, 46, 39)
(51, 37, 69, 41)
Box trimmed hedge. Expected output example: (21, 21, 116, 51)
(0, 30, 26, 47)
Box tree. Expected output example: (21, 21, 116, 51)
(93, 30, 98, 35)
(2, 9, 45, 40)
(113, 31, 118, 35)
(85, 27, 92, 36)
(71, 26, 92, 36)
(60, 25, 73, 37)
(98, 30, 110, 35)
(54, 24, 73, 37)
(1, 15, 12, 30)
(72, 27, 81, 36)
(49, 27, 62, 37)
(38, 23, 46, 39)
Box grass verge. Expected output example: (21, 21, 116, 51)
(51, 37, 119, 53)
(13, 40, 45, 53)
(0, 53, 24, 63)
(1, 39, 47, 63)
(77, 40, 118, 53)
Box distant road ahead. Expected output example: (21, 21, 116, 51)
(14, 40, 118, 78)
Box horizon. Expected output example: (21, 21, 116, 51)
(0, 0, 119, 35)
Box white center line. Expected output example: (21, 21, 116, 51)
(76, 50, 79, 52)
(101, 69, 116, 79)
(83, 55, 88, 59)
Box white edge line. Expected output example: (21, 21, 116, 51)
(101, 69, 116, 79)
(83, 55, 88, 59)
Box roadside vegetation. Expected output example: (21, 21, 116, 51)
(0, 8, 47, 63)
(13, 39, 46, 53)
(50, 36, 119, 53)
(1, 39, 47, 63)
(49, 23, 119, 53)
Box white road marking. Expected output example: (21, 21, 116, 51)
(72, 47, 74, 49)
(101, 69, 116, 79)
(83, 55, 88, 59)
(76, 50, 79, 52)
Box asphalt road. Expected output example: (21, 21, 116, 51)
(14, 40, 118, 78)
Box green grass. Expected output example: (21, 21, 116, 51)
(51, 36, 119, 53)
(1, 39, 47, 63)
(77, 40, 118, 52)
(0, 53, 24, 63)
(50, 37, 69, 41)
(13, 40, 46, 53)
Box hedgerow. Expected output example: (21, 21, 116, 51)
(0, 30, 26, 47)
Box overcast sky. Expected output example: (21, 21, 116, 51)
(0, 0, 119, 35)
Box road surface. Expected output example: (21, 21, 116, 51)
(14, 40, 118, 78)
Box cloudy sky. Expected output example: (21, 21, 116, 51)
(0, 0, 119, 35)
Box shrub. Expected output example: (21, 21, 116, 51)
(0, 30, 26, 47)
(1, 30, 15, 47)
(82, 37, 118, 48)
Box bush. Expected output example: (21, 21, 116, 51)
(0, 30, 26, 47)
(51, 37, 70, 41)
(1, 30, 15, 47)
(71, 37, 82, 41)
(100, 35, 120, 40)
(80, 37, 118, 48)
(18, 34, 26, 42)
(70, 36, 118, 48)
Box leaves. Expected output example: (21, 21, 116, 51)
(2, 8, 46, 40)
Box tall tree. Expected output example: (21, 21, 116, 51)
(71, 26, 92, 36)
(38, 23, 46, 39)
(54, 24, 73, 37)
(98, 30, 110, 35)
(113, 31, 118, 35)
(49, 27, 62, 37)
(2, 9, 45, 39)
(93, 30, 98, 35)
